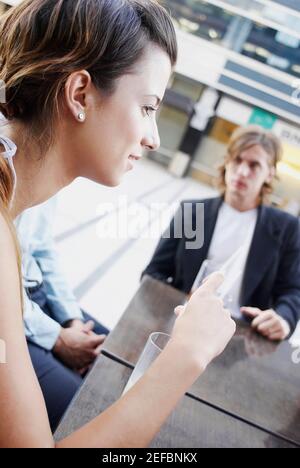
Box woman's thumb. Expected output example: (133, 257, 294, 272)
(174, 305, 186, 317)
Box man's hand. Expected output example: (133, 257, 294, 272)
(53, 327, 106, 370)
(241, 307, 291, 341)
(65, 319, 95, 333)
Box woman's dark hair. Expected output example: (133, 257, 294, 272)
(0, 0, 177, 146)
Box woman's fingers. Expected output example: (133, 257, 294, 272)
(194, 271, 224, 296)
(174, 305, 186, 317)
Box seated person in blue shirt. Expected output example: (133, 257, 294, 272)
(15, 197, 109, 431)
(143, 126, 300, 341)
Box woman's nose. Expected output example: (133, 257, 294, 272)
(142, 123, 160, 151)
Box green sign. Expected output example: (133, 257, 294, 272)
(248, 108, 277, 130)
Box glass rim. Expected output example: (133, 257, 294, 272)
(149, 332, 172, 352)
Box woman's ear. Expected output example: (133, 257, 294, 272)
(64, 70, 92, 121)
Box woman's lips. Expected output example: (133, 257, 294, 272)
(128, 155, 141, 161)
(127, 155, 142, 171)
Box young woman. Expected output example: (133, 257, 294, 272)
(0, 0, 235, 448)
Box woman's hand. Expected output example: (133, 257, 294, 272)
(172, 272, 236, 372)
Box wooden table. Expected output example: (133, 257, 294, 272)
(55, 276, 300, 447)
(55, 354, 297, 448)
(101, 276, 300, 446)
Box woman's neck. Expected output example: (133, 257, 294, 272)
(3, 123, 76, 218)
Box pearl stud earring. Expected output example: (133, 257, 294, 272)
(78, 112, 86, 122)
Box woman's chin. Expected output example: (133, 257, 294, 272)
(101, 177, 122, 188)
(86, 163, 127, 187)
(106, 172, 124, 187)
(108, 179, 122, 188)
(104, 160, 134, 186)
(85, 171, 121, 188)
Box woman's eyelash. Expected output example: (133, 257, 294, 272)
(143, 106, 157, 116)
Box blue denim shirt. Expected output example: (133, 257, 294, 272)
(15, 196, 83, 350)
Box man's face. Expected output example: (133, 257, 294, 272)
(225, 145, 275, 203)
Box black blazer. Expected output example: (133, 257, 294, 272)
(143, 197, 300, 333)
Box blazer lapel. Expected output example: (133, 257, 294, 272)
(185, 197, 223, 291)
(241, 205, 281, 305)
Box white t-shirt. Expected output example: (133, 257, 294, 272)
(206, 202, 258, 318)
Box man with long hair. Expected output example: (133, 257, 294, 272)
(144, 126, 300, 341)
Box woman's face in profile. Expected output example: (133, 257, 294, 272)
(72, 45, 172, 187)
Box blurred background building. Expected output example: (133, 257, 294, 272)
(1, 1, 300, 212)
(147, 0, 300, 214)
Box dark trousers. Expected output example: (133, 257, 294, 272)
(26, 283, 109, 432)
